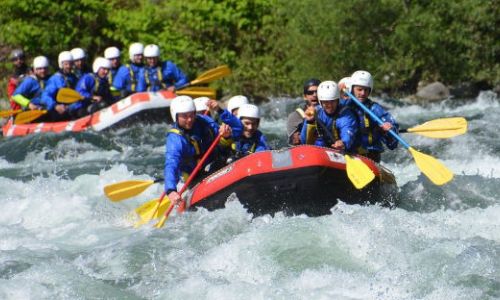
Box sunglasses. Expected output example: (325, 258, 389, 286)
(305, 89, 317, 95)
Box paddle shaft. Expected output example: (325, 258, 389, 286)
(160, 133, 223, 219)
(345, 91, 410, 149)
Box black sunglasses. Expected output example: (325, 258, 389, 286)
(305, 89, 317, 95)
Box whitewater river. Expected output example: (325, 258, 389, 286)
(0, 91, 499, 299)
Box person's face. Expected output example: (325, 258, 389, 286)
(34, 67, 48, 79)
(97, 67, 109, 79)
(12, 57, 25, 68)
(241, 117, 259, 138)
(231, 108, 239, 116)
(321, 100, 338, 115)
(62, 61, 73, 74)
(110, 57, 120, 68)
(74, 59, 84, 69)
(352, 86, 371, 102)
(304, 85, 319, 106)
(177, 111, 196, 130)
(145, 56, 158, 67)
(133, 54, 143, 64)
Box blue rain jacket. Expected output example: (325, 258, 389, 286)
(300, 105, 357, 151)
(75, 73, 113, 110)
(12, 75, 48, 107)
(346, 98, 399, 152)
(40, 71, 78, 111)
(164, 115, 220, 192)
(137, 61, 188, 92)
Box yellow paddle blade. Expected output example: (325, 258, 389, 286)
(176, 87, 216, 99)
(104, 180, 154, 202)
(345, 155, 376, 189)
(134, 197, 171, 227)
(407, 117, 467, 138)
(56, 87, 83, 104)
(190, 65, 231, 85)
(14, 110, 47, 124)
(0, 109, 22, 118)
(409, 147, 454, 185)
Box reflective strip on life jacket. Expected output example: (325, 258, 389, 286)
(126, 64, 137, 92)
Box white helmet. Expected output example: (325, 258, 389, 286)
(144, 44, 160, 58)
(70, 48, 86, 60)
(129, 42, 144, 60)
(104, 47, 120, 59)
(193, 97, 209, 112)
(58, 51, 73, 69)
(349, 70, 373, 91)
(317, 81, 339, 101)
(33, 56, 49, 69)
(170, 95, 196, 121)
(338, 77, 351, 93)
(92, 57, 112, 73)
(227, 95, 249, 113)
(237, 104, 260, 119)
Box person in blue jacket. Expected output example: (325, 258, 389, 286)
(219, 103, 270, 162)
(345, 70, 399, 162)
(137, 44, 188, 92)
(165, 96, 232, 205)
(300, 81, 357, 151)
(74, 57, 113, 117)
(40, 51, 78, 121)
(116, 42, 146, 95)
(12, 56, 51, 111)
(104, 46, 130, 100)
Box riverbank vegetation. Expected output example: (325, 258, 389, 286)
(1, 0, 498, 100)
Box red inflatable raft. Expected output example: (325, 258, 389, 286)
(185, 145, 398, 216)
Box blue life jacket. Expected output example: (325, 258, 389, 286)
(121, 63, 144, 93)
(300, 105, 357, 151)
(137, 61, 188, 92)
(164, 115, 219, 192)
(75, 73, 112, 111)
(346, 98, 399, 153)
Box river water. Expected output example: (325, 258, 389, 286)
(0, 91, 499, 299)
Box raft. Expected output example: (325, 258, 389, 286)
(185, 145, 398, 216)
(2, 90, 176, 137)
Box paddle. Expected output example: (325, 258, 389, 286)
(154, 134, 223, 228)
(56, 88, 84, 104)
(176, 87, 217, 99)
(315, 118, 375, 189)
(399, 117, 467, 139)
(14, 110, 47, 125)
(104, 178, 164, 202)
(178, 65, 231, 90)
(0, 109, 22, 118)
(345, 90, 453, 185)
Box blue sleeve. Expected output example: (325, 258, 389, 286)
(163, 61, 189, 89)
(112, 66, 129, 90)
(198, 114, 220, 138)
(164, 133, 184, 192)
(371, 103, 399, 149)
(41, 75, 64, 111)
(255, 131, 271, 152)
(336, 109, 358, 151)
(13, 77, 36, 97)
(218, 109, 242, 138)
(75, 75, 94, 99)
